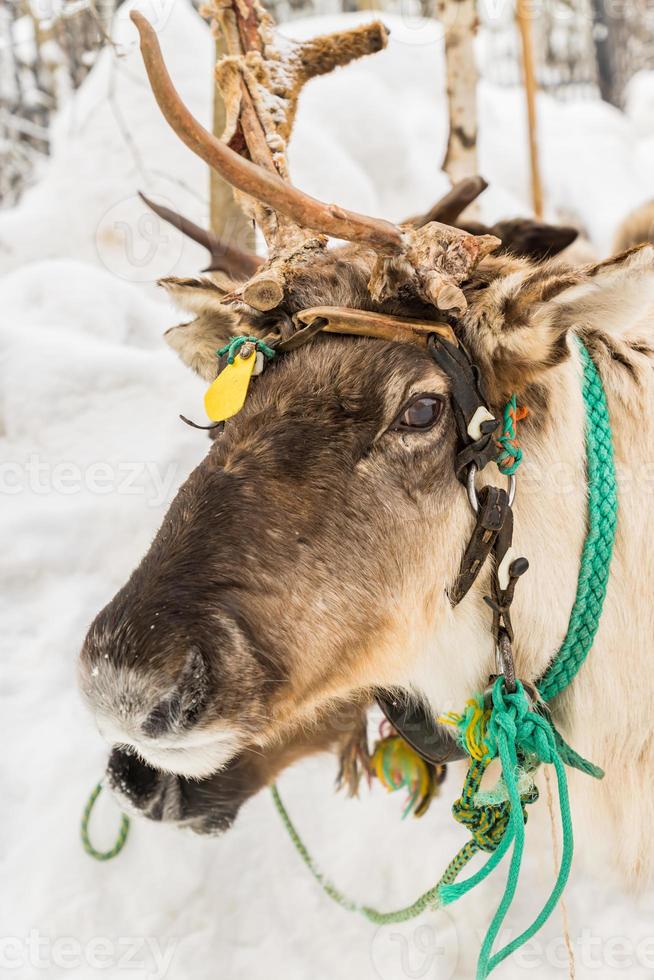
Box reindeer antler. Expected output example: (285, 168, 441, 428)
(131, 11, 399, 250)
(408, 175, 489, 228)
(132, 4, 499, 315)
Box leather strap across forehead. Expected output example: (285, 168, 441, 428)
(276, 306, 458, 352)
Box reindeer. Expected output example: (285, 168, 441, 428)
(79, 0, 654, 891)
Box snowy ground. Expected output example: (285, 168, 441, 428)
(3, 2, 654, 978)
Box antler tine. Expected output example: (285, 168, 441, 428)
(138, 192, 262, 279)
(408, 176, 489, 228)
(130, 11, 403, 256)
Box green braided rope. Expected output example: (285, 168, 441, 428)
(216, 335, 276, 365)
(538, 339, 617, 702)
(81, 782, 130, 861)
(270, 742, 534, 929)
(445, 680, 576, 980)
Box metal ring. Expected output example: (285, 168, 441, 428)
(466, 463, 516, 514)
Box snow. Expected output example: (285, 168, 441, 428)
(2, 2, 654, 978)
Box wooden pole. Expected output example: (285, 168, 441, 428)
(515, 0, 544, 219)
(209, 33, 255, 251)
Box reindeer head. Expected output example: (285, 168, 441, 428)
(79, 1, 654, 784)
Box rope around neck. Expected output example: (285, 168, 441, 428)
(270, 337, 616, 976)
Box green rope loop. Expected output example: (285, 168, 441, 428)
(216, 335, 276, 365)
(81, 783, 130, 861)
(438, 678, 586, 978)
(270, 675, 590, 967)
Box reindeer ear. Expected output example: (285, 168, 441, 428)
(492, 219, 578, 261)
(160, 276, 240, 381)
(465, 245, 654, 399)
(548, 245, 654, 335)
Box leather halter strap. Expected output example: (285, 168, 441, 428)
(449, 485, 509, 607)
(426, 334, 511, 607)
(375, 689, 466, 764)
(428, 335, 499, 483)
(358, 321, 514, 763)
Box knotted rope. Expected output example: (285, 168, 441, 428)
(216, 335, 276, 364)
(438, 679, 588, 978)
(272, 676, 599, 975)
(496, 395, 529, 475)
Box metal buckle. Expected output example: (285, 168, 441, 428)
(486, 630, 545, 711)
(484, 629, 518, 704)
(466, 462, 516, 515)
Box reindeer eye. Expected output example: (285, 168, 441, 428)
(391, 394, 444, 432)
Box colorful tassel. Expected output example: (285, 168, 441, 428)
(371, 733, 444, 818)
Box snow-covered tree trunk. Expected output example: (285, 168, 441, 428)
(438, 0, 479, 186)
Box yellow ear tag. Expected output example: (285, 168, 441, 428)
(204, 348, 257, 422)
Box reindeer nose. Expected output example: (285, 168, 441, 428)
(78, 632, 213, 741)
(79, 601, 261, 778)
